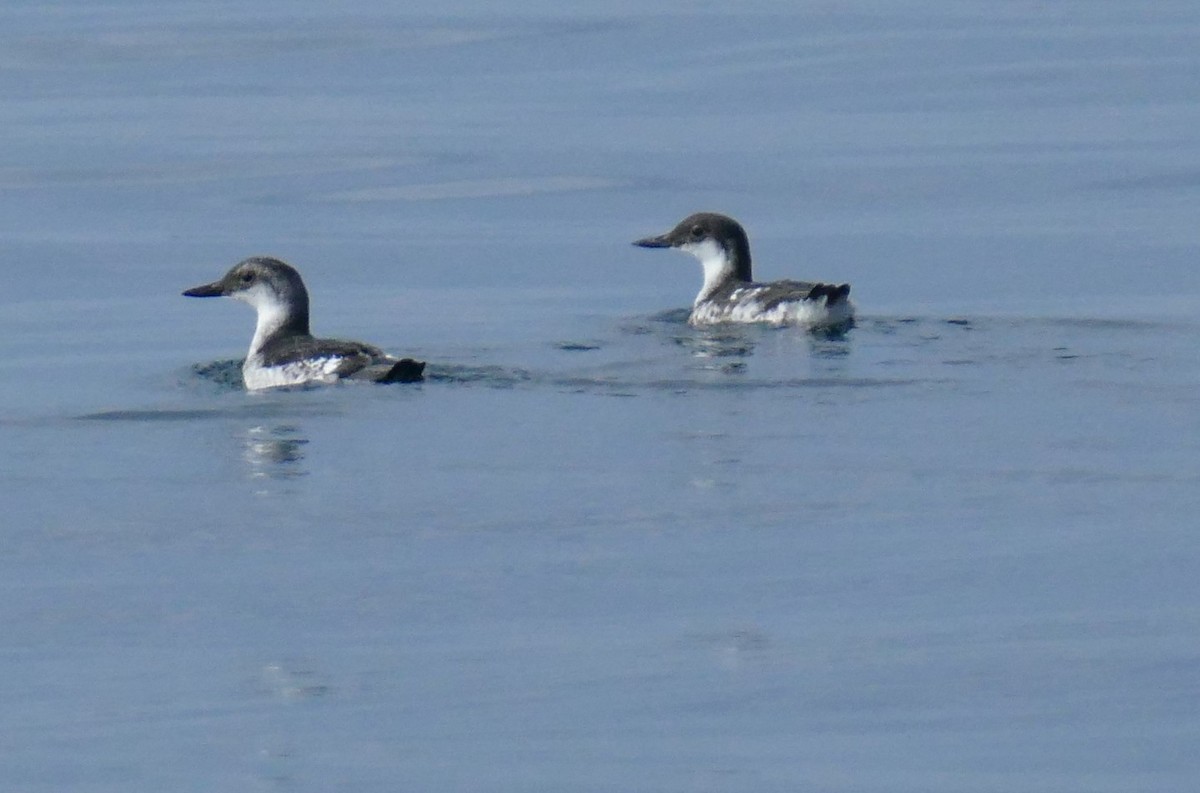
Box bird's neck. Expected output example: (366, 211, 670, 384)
(686, 239, 751, 304)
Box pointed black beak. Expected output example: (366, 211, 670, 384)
(632, 234, 672, 249)
(182, 280, 225, 298)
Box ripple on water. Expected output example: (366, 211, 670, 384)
(128, 310, 1187, 406)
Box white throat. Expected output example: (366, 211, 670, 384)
(233, 285, 290, 358)
(680, 238, 734, 304)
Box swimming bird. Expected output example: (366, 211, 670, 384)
(633, 212, 853, 327)
(183, 257, 425, 390)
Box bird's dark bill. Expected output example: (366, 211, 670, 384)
(182, 281, 224, 298)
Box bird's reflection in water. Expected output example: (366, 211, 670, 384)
(673, 323, 854, 376)
(675, 328, 758, 361)
(242, 425, 309, 485)
(808, 327, 853, 360)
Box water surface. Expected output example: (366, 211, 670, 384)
(2, 1, 1199, 791)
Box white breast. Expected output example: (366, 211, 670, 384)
(242, 357, 345, 390)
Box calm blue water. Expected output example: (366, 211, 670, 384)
(3, 2, 1200, 791)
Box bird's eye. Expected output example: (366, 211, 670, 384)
(240, 272, 254, 284)
(690, 225, 704, 238)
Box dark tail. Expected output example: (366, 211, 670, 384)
(805, 283, 851, 305)
(378, 358, 426, 383)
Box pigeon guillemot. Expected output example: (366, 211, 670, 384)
(634, 212, 853, 327)
(183, 257, 424, 390)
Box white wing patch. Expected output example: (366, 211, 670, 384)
(690, 295, 854, 328)
(728, 287, 766, 303)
